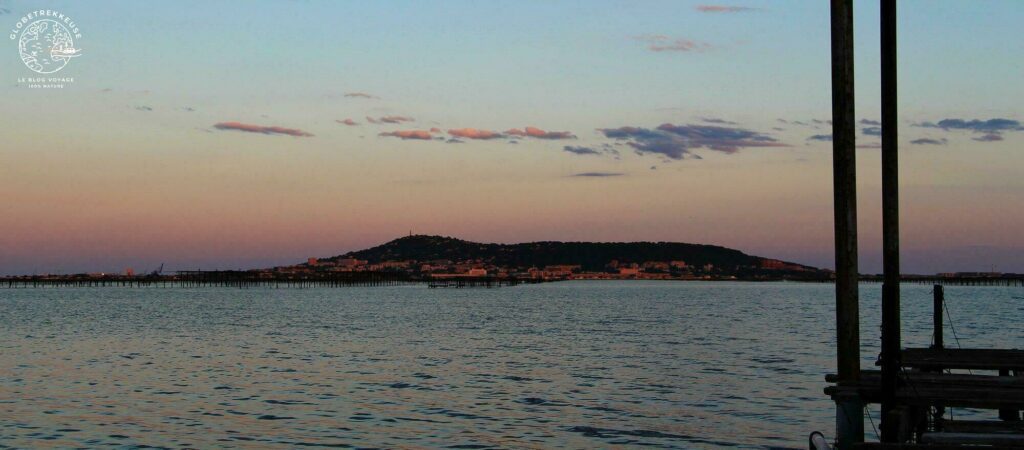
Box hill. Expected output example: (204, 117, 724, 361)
(322, 235, 824, 277)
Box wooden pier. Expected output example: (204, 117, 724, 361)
(0, 271, 538, 289)
(860, 275, 1024, 287)
(826, 286, 1024, 447)
(823, 1, 1024, 447)
(427, 277, 529, 288)
(804, 275, 1024, 287)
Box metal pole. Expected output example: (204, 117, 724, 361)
(831, 0, 864, 447)
(932, 285, 943, 349)
(931, 285, 945, 429)
(880, 0, 901, 442)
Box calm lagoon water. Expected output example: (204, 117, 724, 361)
(2, 281, 1022, 448)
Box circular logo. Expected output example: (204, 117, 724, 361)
(18, 18, 81, 74)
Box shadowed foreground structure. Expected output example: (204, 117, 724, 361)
(823, 1, 1024, 448)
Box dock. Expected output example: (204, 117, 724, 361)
(1, 271, 539, 289)
(822, 1, 1024, 448)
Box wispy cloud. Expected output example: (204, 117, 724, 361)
(862, 126, 882, 136)
(701, 117, 738, 125)
(696, 5, 755, 13)
(448, 128, 504, 140)
(779, 118, 830, 128)
(378, 129, 438, 140)
(367, 115, 414, 124)
(860, 119, 881, 126)
(807, 134, 832, 142)
(337, 118, 359, 126)
(213, 122, 313, 137)
(344, 92, 378, 99)
(916, 118, 1023, 133)
(563, 146, 602, 156)
(505, 126, 576, 140)
(600, 123, 784, 159)
(135, 105, 153, 112)
(973, 133, 1004, 142)
(909, 137, 948, 145)
(914, 117, 1021, 143)
(563, 145, 619, 157)
(634, 35, 712, 53)
(572, 172, 624, 177)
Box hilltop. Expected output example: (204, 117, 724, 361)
(318, 235, 826, 279)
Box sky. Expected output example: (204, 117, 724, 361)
(1, 0, 1022, 275)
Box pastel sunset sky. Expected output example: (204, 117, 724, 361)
(1, 0, 1022, 275)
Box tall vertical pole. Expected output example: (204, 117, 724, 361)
(931, 285, 946, 429)
(879, 0, 902, 442)
(932, 285, 943, 350)
(831, 0, 863, 447)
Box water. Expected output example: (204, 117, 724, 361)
(1, 281, 1022, 448)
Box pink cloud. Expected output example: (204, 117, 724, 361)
(337, 118, 359, 126)
(213, 122, 313, 137)
(505, 126, 576, 140)
(379, 129, 438, 140)
(448, 128, 504, 140)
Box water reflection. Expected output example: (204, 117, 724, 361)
(1, 282, 1020, 448)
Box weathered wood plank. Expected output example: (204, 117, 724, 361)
(828, 370, 1024, 389)
(941, 420, 1024, 434)
(854, 443, 1024, 450)
(826, 383, 1024, 409)
(902, 348, 1024, 371)
(921, 432, 1024, 445)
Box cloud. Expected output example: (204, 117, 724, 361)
(656, 123, 784, 152)
(779, 118, 830, 127)
(807, 134, 833, 142)
(599, 123, 784, 159)
(909, 137, 948, 145)
(973, 133, 1004, 142)
(862, 126, 882, 136)
(634, 35, 712, 53)
(213, 122, 314, 137)
(696, 5, 755, 13)
(917, 118, 1023, 133)
(367, 115, 414, 124)
(505, 126, 576, 140)
(860, 119, 881, 126)
(337, 118, 359, 126)
(378, 129, 438, 140)
(572, 172, 624, 177)
(344, 92, 378, 99)
(135, 105, 153, 112)
(563, 145, 621, 157)
(563, 146, 601, 155)
(448, 128, 504, 140)
(701, 117, 738, 125)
